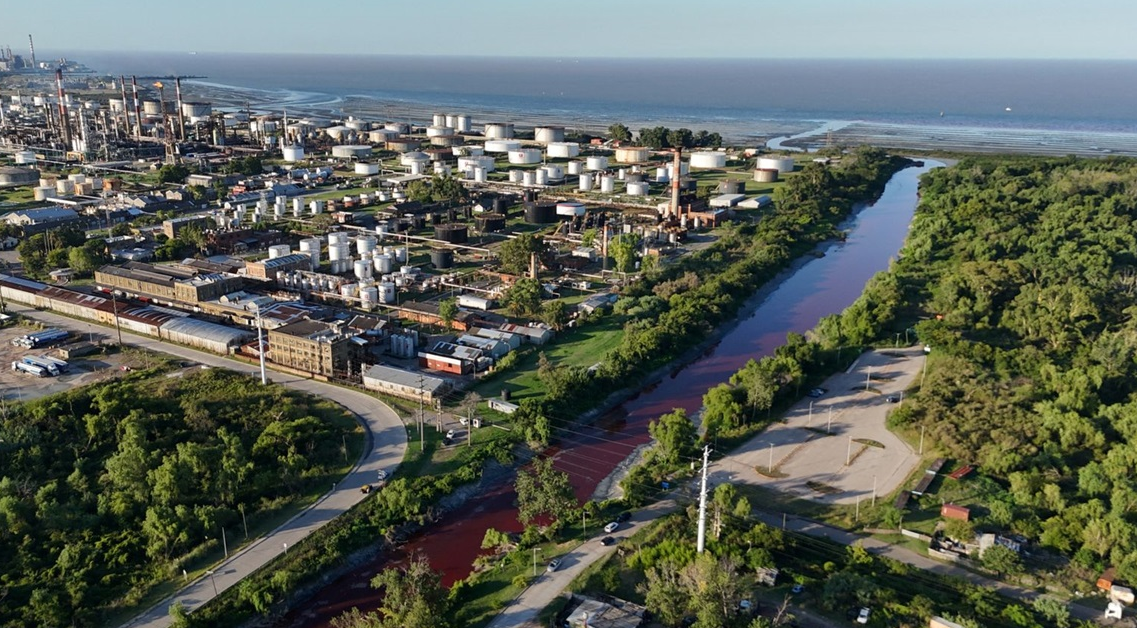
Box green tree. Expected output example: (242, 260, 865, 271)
(981, 544, 1022, 578)
(481, 528, 513, 554)
(406, 179, 432, 203)
(638, 126, 671, 149)
(540, 299, 569, 331)
(1031, 597, 1070, 628)
(667, 128, 694, 150)
(497, 234, 544, 276)
(608, 123, 631, 143)
(366, 554, 451, 628)
(609, 233, 640, 273)
(680, 553, 744, 628)
(648, 409, 697, 466)
(156, 163, 190, 184)
(438, 298, 458, 329)
(512, 399, 552, 449)
(515, 457, 576, 529)
(639, 561, 688, 627)
(506, 278, 542, 317)
(701, 384, 743, 440)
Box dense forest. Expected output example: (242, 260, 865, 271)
(0, 366, 361, 627)
(843, 156, 1137, 582)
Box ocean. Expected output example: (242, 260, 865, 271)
(59, 51, 1137, 151)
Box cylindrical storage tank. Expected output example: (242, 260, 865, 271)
(142, 100, 163, 115)
(409, 161, 426, 175)
(430, 249, 454, 269)
(626, 181, 650, 195)
(332, 145, 372, 159)
(508, 148, 542, 164)
(268, 244, 291, 259)
(433, 162, 452, 176)
(535, 169, 549, 185)
(484, 139, 521, 153)
(475, 213, 507, 232)
(435, 223, 469, 244)
(543, 164, 564, 180)
(567, 160, 583, 175)
(754, 168, 779, 183)
(718, 180, 745, 194)
(360, 285, 378, 308)
(626, 171, 645, 184)
(354, 259, 373, 280)
(356, 235, 377, 256)
(33, 186, 54, 201)
(329, 242, 350, 261)
(180, 101, 211, 118)
(615, 146, 650, 163)
(374, 253, 393, 274)
(534, 125, 565, 144)
(678, 177, 697, 191)
(430, 134, 463, 147)
(455, 114, 472, 133)
(400, 151, 431, 167)
(757, 157, 796, 173)
(426, 125, 455, 138)
(355, 162, 380, 175)
(395, 247, 408, 262)
(579, 172, 594, 191)
(292, 198, 304, 216)
(522, 171, 536, 187)
(473, 166, 487, 183)
(432, 113, 446, 127)
(55, 179, 75, 195)
(310, 199, 326, 214)
(546, 142, 580, 158)
(600, 175, 616, 193)
(109, 99, 126, 112)
(282, 145, 305, 162)
(369, 128, 398, 143)
(444, 114, 458, 128)
(509, 170, 524, 183)
(484, 122, 515, 139)
(385, 122, 411, 134)
(457, 155, 495, 173)
(524, 202, 557, 224)
(690, 152, 728, 169)
(340, 283, 358, 298)
(453, 144, 484, 157)
(555, 201, 587, 217)
(299, 238, 322, 268)
(68, 173, 86, 184)
(387, 138, 420, 152)
(345, 118, 370, 131)
(378, 282, 397, 304)
(655, 167, 669, 182)
(324, 125, 352, 140)
(585, 156, 609, 171)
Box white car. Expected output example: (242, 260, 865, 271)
(446, 429, 455, 439)
(856, 607, 870, 624)
(376, 469, 388, 481)
(603, 521, 619, 533)
(547, 559, 561, 573)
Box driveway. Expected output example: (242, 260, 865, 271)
(6, 304, 408, 628)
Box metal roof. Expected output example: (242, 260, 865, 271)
(363, 364, 449, 394)
(160, 317, 252, 346)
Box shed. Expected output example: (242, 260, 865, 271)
(159, 317, 253, 354)
(362, 364, 450, 403)
(709, 193, 745, 208)
(488, 398, 519, 414)
(940, 503, 970, 522)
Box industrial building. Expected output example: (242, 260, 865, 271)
(2, 206, 80, 231)
(268, 319, 354, 378)
(418, 341, 487, 375)
(162, 215, 211, 239)
(95, 262, 245, 305)
(362, 364, 450, 403)
(245, 253, 314, 280)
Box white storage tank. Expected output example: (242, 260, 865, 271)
(360, 285, 378, 308)
(55, 179, 75, 195)
(615, 146, 650, 163)
(409, 161, 426, 175)
(522, 171, 536, 187)
(329, 232, 351, 246)
(400, 151, 431, 167)
(356, 235, 377, 256)
(378, 282, 397, 304)
(329, 242, 350, 262)
(667, 162, 690, 179)
(368, 128, 398, 143)
(626, 181, 650, 196)
(455, 114, 472, 133)
(534, 125, 565, 144)
(757, 156, 796, 173)
(292, 198, 304, 217)
(535, 169, 549, 185)
(484, 139, 521, 153)
(458, 155, 495, 173)
(484, 122, 515, 139)
(600, 175, 615, 193)
(556, 201, 586, 217)
(354, 259, 373, 280)
(426, 125, 455, 138)
(374, 253, 394, 274)
(567, 160, 583, 175)
(546, 142, 580, 159)
(355, 162, 380, 175)
(310, 199, 326, 215)
(325, 125, 352, 140)
(543, 164, 564, 180)
(299, 238, 322, 268)
(433, 162, 452, 176)
(690, 152, 727, 169)
(340, 283, 358, 298)
(579, 172, 594, 191)
(432, 113, 447, 127)
(33, 186, 54, 201)
(268, 244, 291, 259)
(453, 144, 484, 157)
(385, 122, 411, 134)
(473, 166, 487, 183)
(586, 156, 609, 171)
(345, 118, 370, 131)
(332, 145, 372, 159)
(655, 167, 669, 182)
(509, 169, 524, 183)
(395, 247, 408, 263)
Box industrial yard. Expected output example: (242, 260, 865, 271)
(0, 320, 140, 402)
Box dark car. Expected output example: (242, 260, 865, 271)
(808, 388, 827, 398)
(886, 395, 900, 403)
(616, 511, 632, 523)
(600, 536, 615, 546)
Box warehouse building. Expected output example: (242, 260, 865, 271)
(268, 319, 353, 377)
(246, 253, 313, 280)
(96, 262, 245, 306)
(362, 364, 450, 403)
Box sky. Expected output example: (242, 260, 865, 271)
(4, 0, 1136, 60)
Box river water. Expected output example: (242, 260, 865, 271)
(281, 161, 941, 627)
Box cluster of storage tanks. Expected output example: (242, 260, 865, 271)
(31, 173, 113, 200)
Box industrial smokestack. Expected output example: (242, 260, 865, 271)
(55, 68, 72, 150)
(670, 147, 682, 221)
(27, 34, 36, 70)
(119, 75, 130, 140)
(175, 76, 186, 140)
(131, 75, 142, 141)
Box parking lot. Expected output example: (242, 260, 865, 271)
(0, 322, 139, 403)
(712, 347, 926, 506)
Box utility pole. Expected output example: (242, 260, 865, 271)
(109, 289, 123, 347)
(467, 404, 473, 447)
(256, 308, 267, 385)
(696, 445, 710, 554)
(418, 375, 425, 451)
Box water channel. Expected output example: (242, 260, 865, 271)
(283, 160, 943, 627)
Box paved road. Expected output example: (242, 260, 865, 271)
(7, 305, 409, 628)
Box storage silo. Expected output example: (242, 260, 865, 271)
(586, 156, 609, 171)
(626, 171, 645, 184)
(626, 181, 650, 196)
(55, 179, 75, 195)
(484, 122, 515, 139)
(340, 283, 358, 298)
(509, 170, 524, 183)
(293, 198, 304, 217)
(556, 202, 586, 217)
(356, 235, 377, 256)
(374, 253, 394, 274)
(401, 151, 431, 167)
(508, 148, 542, 164)
(268, 244, 291, 259)
(455, 114, 472, 133)
(567, 160, 583, 175)
(426, 125, 455, 137)
(615, 146, 650, 163)
(310, 199, 325, 215)
(430, 249, 454, 269)
(543, 164, 564, 180)
(332, 145, 372, 159)
(535, 125, 565, 144)
(385, 122, 411, 134)
(754, 168, 779, 183)
(360, 285, 378, 309)
(431, 134, 463, 147)
(33, 186, 54, 201)
(387, 138, 420, 152)
(690, 152, 727, 169)
(524, 202, 557, 224)
(717, 180, 745, 194)
(546, 142, 580, 158)
(378, 282, 397, 304)
(473, 167, 487, 183)
(355, 162, 380, 175)
(369, 128, 398, 143)
(435, 223, 469, 244)
(535, 169, 549, 185)
(329, 242, 351, 273)
(757, 157, 796, 173)
(485, 139, 521, 153)
(355, 259, 373, 280)
(522, 171, 536, 187)
(345, 118, 370, 131)
(476, 213, 507, 232)
(453, 144, 485, 157)
(579, 172, 594, 191)
(299, 238, 322, 269)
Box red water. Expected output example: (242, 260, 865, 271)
(280, 163, 936, 627)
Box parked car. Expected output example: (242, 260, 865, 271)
(808, 388, 827, 398)
(617, 511, 632, 523)
(446, 429, 456, 439)
(856, 607, 870, 624)
(791, 584, 804, 594)
(604, 521, 619, 533)
(547, 559, 561, 573)
(376, 470, 388, 481)
(600, 536, 615, 546)
(886, 395, 900, 403)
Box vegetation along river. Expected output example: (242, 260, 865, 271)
(284, 160, 943, 627)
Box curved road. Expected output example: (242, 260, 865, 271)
(8, 305, 408, 628)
